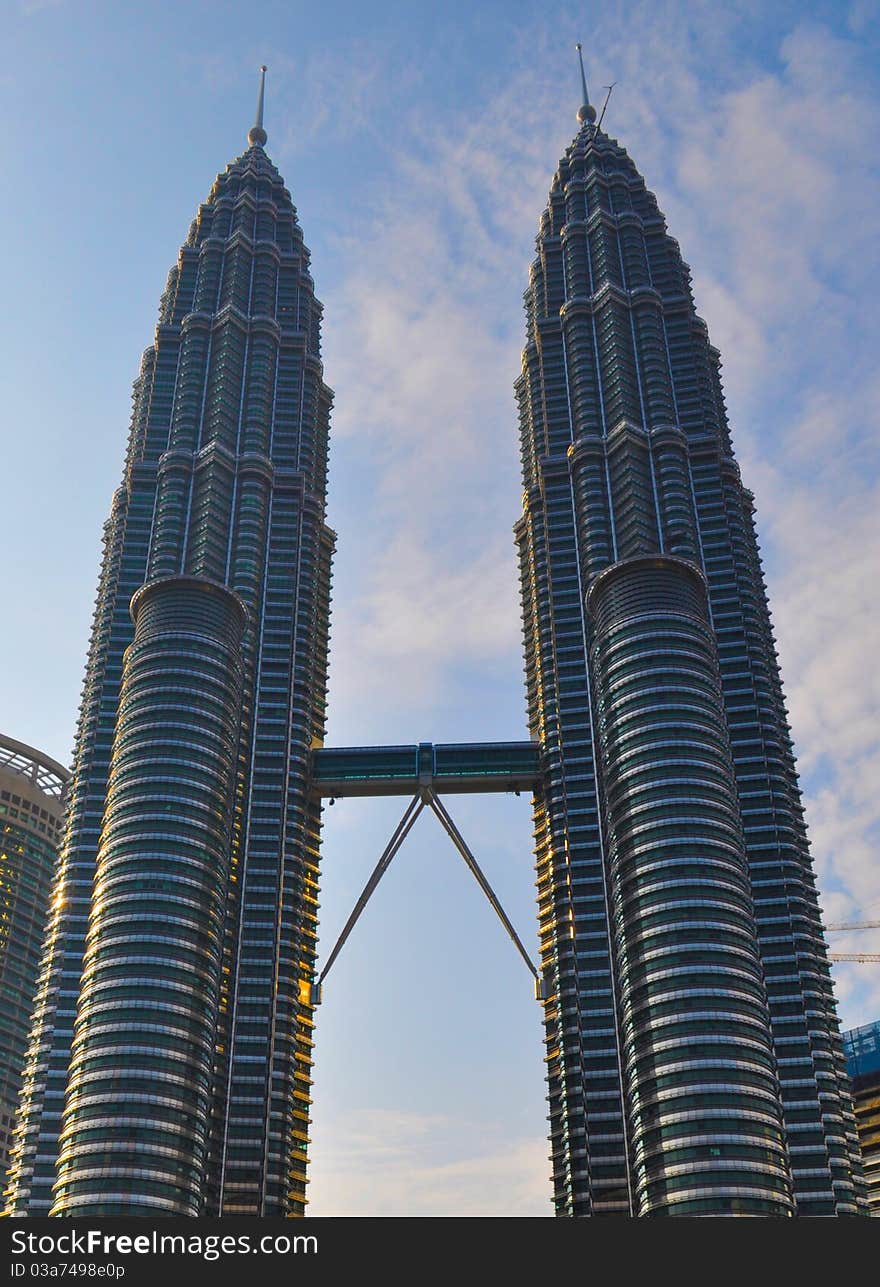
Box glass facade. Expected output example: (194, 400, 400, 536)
(843, 1021, 880, 1215)
(515, 102, 866, 1214)
(311, 741, 542, 795)
(6, 123, 333, 1216)
(0, 737, 68, 1186)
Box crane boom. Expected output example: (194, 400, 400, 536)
(828, 953, 880, 963)
(826, 920, 880, 931)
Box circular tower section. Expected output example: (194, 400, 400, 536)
(52, 577, 246, 1216)
(587, 556, 792, 1215)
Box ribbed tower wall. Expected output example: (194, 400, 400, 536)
(516, 114, 865, 1215)
(53, 578, 246, 1216)
(588, 556, 791, 1215)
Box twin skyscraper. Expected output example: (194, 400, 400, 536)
(5, 65, 867, 1217)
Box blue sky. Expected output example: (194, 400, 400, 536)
(2, 0, 879, 1215)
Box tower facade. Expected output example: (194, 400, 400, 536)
(0, 736, 69, 1180)
(516, 73, 865, 1214)
(6, 84, 333, 1217)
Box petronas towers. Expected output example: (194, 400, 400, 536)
(5, 65, 867, 1217)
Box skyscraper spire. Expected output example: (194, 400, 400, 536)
(248, 64, 268, 147)
(575, 42, 596, 124)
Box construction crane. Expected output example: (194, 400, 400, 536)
(825, 919, 879, 964)
(827, 921, 880, 932)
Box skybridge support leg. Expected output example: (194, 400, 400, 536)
(425, 791, 547, 996)
(311, 794, 424, 1002)
(313, 788, 549, 1003)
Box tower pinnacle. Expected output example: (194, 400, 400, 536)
(248, 64, 268, 147)
(575, 43, 596, 125)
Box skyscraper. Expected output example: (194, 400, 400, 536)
(843, 1021, 880, 1215)
(0, 735, 69, 1179)
(6, 72, 333, 1217)
(514, 56, 865, 1215)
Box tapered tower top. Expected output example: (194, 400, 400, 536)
(575, 43, 596, 125)
(248, 64, 268, 147)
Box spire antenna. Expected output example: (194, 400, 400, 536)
(248, 65, 268, 148)
(575, 43, 597, 126)
(596, 82, 616, 133)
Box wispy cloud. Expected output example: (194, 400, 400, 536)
(308, 1109, 551, 1216)
(328, 532, 521, 726)
(657, 22, 880, 1019)
(17, 0, 64, 15)
(270, 43, 421, 156)
(320, 70, 563, 725)
(320, 11, 880, 1023)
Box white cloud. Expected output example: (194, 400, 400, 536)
(270, 43, 417, 156)
(320, 12, 880, 1027)
(328, 531, 521, 722)
(660, 27, 880, 1026)
(308, 1109, 551, 1216)
(848, 0, 880, 33)
(17, 0, 64, 14)
(319, 70, 566, 729)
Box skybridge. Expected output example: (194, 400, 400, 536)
(310, 740, 542, 798)
(308, 740, 548, 1005)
